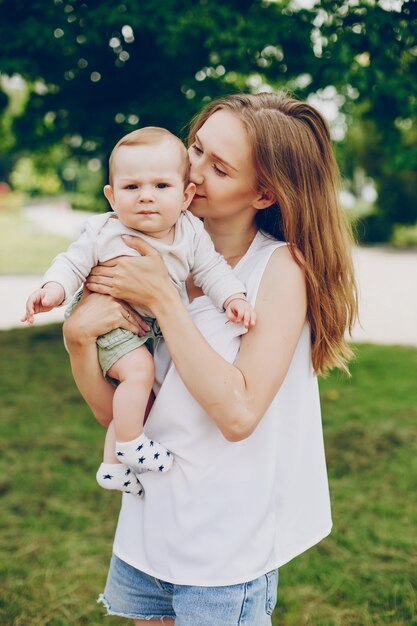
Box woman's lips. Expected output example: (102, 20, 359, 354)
(193, 194, 205, 199)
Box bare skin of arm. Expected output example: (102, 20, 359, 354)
(63, 290, 146, 427)
(86, 237, 307, 441)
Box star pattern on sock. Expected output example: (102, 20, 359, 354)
(115, 434, 174, 475)
(96, 463, 144, 499)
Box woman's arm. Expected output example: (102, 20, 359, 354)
(86, 238, 307, 441)
(63, 291, 146, 427)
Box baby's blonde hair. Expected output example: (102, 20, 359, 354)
(109, 127, 190, 186)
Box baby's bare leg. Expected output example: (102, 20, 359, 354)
(108, 346, 173, 474)
(107, 346, 155, 442)
(103, 420, 118, 463)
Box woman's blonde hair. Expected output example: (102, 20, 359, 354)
(188, 92, 358, 375)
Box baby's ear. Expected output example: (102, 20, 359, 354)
(182, 182, 196, 211)
(103, 184, 115, 209)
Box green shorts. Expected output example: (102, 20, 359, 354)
(65, 290, 162, 385)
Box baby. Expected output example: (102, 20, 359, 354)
(23, 127, 255, 497)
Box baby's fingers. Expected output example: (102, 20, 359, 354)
(21, 310, 34, 325)
(21, 296, 37, 325)
(225, 306, 238, 323)
(243, 306, 254, 329)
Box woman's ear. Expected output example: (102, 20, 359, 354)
(182, 182, 196, 212)
(103, 184, 115, 210)
(253, 189, 276, 210)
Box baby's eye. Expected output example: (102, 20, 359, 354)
(156, 183, 169, 189)
(191, 144, 203, 155)
(126, 184, 138, 189)
(213, 163, 227, 177)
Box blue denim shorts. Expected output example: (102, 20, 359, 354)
(98, 554, 279, 625)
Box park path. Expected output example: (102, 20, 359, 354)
(1, 203, 417, 348)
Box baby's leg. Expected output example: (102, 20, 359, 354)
(103, 419, 118, 464)
(96, 421, 144, 497)
(107, 346, 155, 442)
(108, 346, 173, 474)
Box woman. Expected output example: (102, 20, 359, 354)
(64, 91, 358, 625)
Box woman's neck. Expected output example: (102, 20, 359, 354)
(203, 218, 257, 267)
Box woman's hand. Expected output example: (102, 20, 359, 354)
(63, 289, 148, 345)
(85, 236, 176, 314)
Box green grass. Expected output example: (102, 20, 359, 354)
(0, 327, 416, 625)
(0, 211, 71, 274)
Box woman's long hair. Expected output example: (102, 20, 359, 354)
(188, 91, 358, 375)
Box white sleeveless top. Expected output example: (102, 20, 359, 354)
(112, 231, 332, 586)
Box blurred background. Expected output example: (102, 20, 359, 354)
(0, 1, 416, 625)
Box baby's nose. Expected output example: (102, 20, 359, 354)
(138, 187, 154, 201)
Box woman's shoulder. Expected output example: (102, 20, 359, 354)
(238, 233, 305, 304)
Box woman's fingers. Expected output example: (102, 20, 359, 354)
(88, 263, 116, 276)
(119, 311, 143, 335)
(85, 247, 169, 310)
(85, 277, 114, 295)
(122, 235, 157, 256)
(118, 302, 151, 337)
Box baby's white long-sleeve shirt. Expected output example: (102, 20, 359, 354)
(42, 210, 245, 316)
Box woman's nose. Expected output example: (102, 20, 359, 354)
(189, 155, 204, 185)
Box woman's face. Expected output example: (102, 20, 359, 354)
(188, 109, 263, 222)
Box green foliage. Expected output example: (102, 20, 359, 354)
(0, 0, 313, 159)
(392, 221, 417, 247)
(0, 329, 416, 624)
(69, 191, 107, 213)
(0, 1, 416, 238)
(10, 157, 62, 195)
(312, 0, 417, 239)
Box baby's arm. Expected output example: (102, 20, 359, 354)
(223, 294, 256, 329)
(22, 217, 102, 323)
(186, 214, 248, 306)
(187, 213, 256, 328)
(41, 216, 101, 305)
(22, 281, 65, 325)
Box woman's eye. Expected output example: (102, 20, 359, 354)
(156, 183, 168, 189)
(191, 144, 203, 155)
(213, 163, 227, 177)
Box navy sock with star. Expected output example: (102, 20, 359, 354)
(96, 463, 144, 498)
(115, 433, 173, 474)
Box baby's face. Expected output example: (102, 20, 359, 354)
(106, 141, 190, 238)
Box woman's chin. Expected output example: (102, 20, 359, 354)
(189, 202, 205, 218)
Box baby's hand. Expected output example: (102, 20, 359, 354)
(224, 294, 256, 330)
(21, 282, 65, 325)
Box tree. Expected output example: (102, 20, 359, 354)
(0, 0, 313, 162)
(306, 0, 417, 239)
(1, 0, 416, 239)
